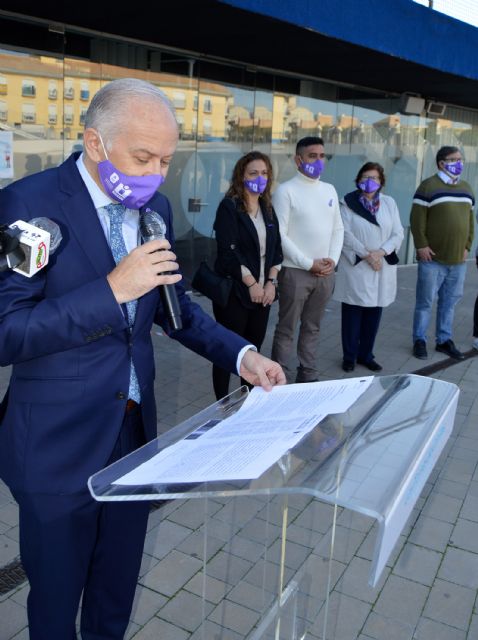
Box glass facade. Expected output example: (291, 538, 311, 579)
(0, 19, 477, 279)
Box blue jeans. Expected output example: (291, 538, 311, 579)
(413, 260, 466, 344)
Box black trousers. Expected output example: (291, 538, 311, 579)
(212, 293, 271, 400)
(14, 405, 150, 640)
(341, 303, 383, 364)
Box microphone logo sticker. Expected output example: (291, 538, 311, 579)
(35, 242, 47, 269)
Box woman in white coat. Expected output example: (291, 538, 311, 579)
(334, 162, 404, 372)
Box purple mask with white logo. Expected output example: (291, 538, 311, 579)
(443, 160, 463, 176)
(97, 135, 165, 209)
(358, 177, 381, 194)
(300, 158, 324, 179)
(244, 175, 268, 194)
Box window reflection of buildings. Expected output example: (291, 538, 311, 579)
(0, 50, 476, 174)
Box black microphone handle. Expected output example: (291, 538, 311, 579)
(159, 283, 183, 331)
(144, 232, 183, 331)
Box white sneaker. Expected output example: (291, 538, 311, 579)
(472, 337, 478, 350)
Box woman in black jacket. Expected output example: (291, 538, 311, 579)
(212, 151, 283, 399)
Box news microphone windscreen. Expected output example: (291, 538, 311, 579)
(139, 210, 167, 242)
(30, 217, 62, 253)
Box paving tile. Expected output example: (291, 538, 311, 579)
(284, 521, 324, 549)
(225, 579, 275, 614)
(125, 621, 140, 639)
(437, 547, 478, 589)
(0, 536, 19, 566)
(422, 578, 475, 630)
(335, 556, 390, 604)
(409, 515, 453, 552)
(138, 552, 159, 579)
(158, 589, 214, 633)
(314, 525, 366, 564)
(310, 592, 371, 640)
(204, 550, 253, 586)
(421, 493, 463, 523)
(208, 599, 261, 636)
(130, 616, 189, 640)
(184, 571, 231, 605)
(140, 550, 202, 597)
(235, 517, 282, 545)
(373, 575, 429, 626)
(459, 493, 478, 522)
(413, 616, 466, 639)
(362, 611, 414, 640)
(468, 614, 478, 639)
(393, 543, 442, 586)
(336, 510, 375, 533)
(0, 503, 19, 528)
(176, 529, 225, 562)
(188, 619, 243, 639)
(165, 497, 222, 530)
(450, 518, 478, 553)
(213, 496, 266, 528)
(291, 500, 337, 534)
(130, 586, 167, 627)
(267, 537, 313, 570)
(9, 584, 29, 607)
(357, 528, 406, 568)
(221, 533, 267, 563)
(143, 520, 193, 560)
(438, 459, 475, 485)
(0, 598, 28, 639)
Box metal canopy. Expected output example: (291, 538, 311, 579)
(1, 0, 477, 109)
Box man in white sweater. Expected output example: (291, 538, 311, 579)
(271, 136, 344, 382)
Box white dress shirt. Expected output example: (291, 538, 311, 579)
(76, 153, 252, 375)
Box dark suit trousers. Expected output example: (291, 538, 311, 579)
(13, 405, 149, 640)
(341, 303, 383, 364)
(212, 293, 271, 399)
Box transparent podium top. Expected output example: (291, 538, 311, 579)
(89, 374, 458, 585)
(89, 374, 457, 513)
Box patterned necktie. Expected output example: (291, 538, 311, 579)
(105, 203, 141, 403)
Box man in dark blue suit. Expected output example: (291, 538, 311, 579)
(0, 78, 285, 639)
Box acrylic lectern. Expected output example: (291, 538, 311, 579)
(89, 374, 459, 639)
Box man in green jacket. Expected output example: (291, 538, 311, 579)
(411, 145, 474, 360)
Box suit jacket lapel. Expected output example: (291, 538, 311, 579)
(58, 154, 116, 277)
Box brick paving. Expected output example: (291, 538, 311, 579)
(1, 262, 478, 639)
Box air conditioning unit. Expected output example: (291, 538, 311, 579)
(426, 101, 447, 116)
(399, 94, 425, 116)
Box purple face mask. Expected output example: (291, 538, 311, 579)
(358, 177, 381, 194)
(97, 135, 165, 209)
(244, 175, 268, 194)
(443, 160, 463, 176)
(300, 158, 324, 179)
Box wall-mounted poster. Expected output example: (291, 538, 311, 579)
(0, 131, 13, 178)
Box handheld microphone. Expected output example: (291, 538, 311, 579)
(0, 218, 62, 277)
(139, 209, 183, 331)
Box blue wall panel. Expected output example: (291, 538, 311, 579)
(221, 0, 478, 81)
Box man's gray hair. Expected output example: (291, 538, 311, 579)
(84, 78, 176, 144)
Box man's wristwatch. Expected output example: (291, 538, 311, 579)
(266, 277, 278, 286)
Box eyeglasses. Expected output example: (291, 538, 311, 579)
(444, 157, 462, 163)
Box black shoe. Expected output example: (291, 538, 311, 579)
(295, 378, 319, 383)
(342, 360, 355, 372)
(357, 359, 383, 372)
(436, 339, 465, 360)
(413, 340, 428, 359)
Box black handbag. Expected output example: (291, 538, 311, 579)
(192, 261, 233, 307)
